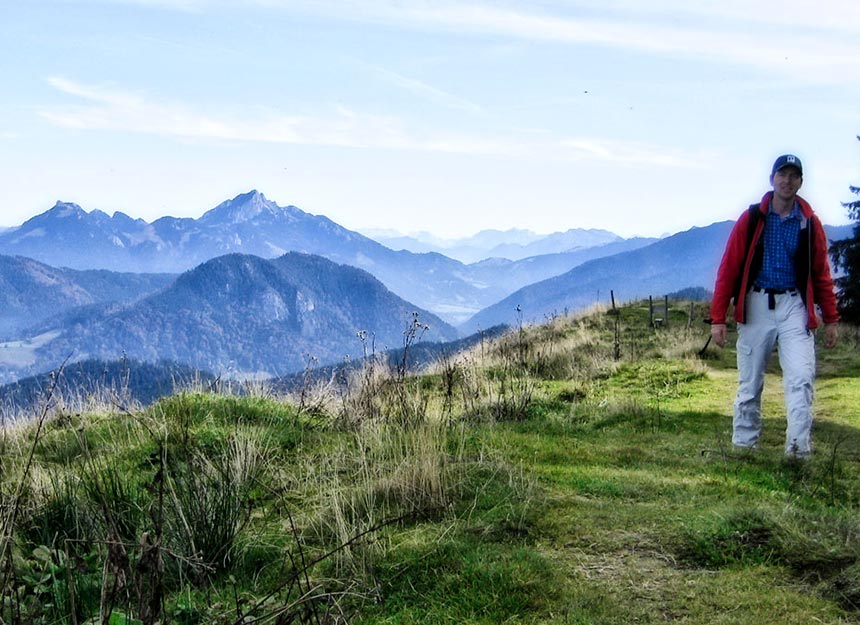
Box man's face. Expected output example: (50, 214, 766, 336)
(771, 166, 803, 201)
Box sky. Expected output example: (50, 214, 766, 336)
(1, 0, 859, 239)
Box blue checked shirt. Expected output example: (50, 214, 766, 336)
(754, 201, 802, 290)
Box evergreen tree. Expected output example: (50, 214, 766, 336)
(830, 136, 860, 324)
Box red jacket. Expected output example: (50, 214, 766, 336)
(710, 192, 839, 329)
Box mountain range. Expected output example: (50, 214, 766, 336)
(0, 191, 652, 325)
(0, 252, 456, 384)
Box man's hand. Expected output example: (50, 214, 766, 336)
(711, 323, 728, 348)
(825, 323, 839, 349)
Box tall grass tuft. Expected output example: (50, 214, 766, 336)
(164, 431, 270, 583)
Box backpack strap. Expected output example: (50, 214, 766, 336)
(746, 203, 762, 249)
(732, 204, 764, 302)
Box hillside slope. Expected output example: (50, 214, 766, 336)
(1, 252, 457, 382)
(0, 254, 174, 338)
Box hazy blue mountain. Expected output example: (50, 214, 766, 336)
(0, 252, 458, 384)
(0, 254, 174, 338)
(0, 203, 160, 271)
(460, 228, 543, 248)
(365, 227, 622, 263)
(465, 237, 657, 294)
(827, 224, 854, 245)
(461, 222, 735, 332)
(359, 231, 443, 255)
(483, 228, 622, 261)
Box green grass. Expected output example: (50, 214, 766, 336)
(2, 300, 859, 624)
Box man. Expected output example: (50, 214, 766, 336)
(710, 154, 839, 458)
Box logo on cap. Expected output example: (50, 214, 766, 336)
(772, 154, 803, 176)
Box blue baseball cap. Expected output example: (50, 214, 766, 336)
(772, 154, 803, 176)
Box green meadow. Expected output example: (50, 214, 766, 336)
(2, 301, 859, 624)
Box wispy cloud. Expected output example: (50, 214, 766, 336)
(615, 0, 860, 34)
(559, 138, 713, 169)
(40, 77, 505, 154)
(360, 64, 483, 114)
(40, 77, 711, 170)
(360, 2, 859, 82)
(66, 1, 860, 82)
(266, 1, 860, 83)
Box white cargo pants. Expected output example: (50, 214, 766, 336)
(733, 288, 816, 456)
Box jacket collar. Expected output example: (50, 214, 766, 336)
(759, 191, 813, 219)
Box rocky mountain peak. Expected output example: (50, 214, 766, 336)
(200, 190, 286, 225)
(48, 201, 86, 218)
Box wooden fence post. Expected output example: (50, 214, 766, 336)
(664, 295, 669, 329)
(611, 290, 620, 360)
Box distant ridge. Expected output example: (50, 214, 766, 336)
(462, 221, 735, 332)
(0, 254, 175, 338)
(366, 227, 623, 263)
(1, 252, 458, 384)
(0, 358, 217, 418)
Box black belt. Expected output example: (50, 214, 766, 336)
(752, 286, 797, 310)
(752, 286, 796, 295)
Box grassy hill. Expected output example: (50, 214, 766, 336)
(1, 300, 859, 624)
